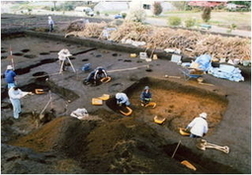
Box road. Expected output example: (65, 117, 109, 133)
(144, 17, 251, 38)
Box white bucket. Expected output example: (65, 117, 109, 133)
(140, 52, 147, 59)
(243, 60, 250, 66)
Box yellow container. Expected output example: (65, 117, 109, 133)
(152, 54, 158, 60)
(130, 53, 137, 58)
(98, 94, 110, 100)
(154, 115, 166, 124)
(92, 98, 103, 105)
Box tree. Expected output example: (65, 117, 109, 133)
(201, 6, 211, 23)
(229, 1, 251, 6)
(52, 1, 57, 11)
(126, 9, 147, 23)
(153, 2, 163, 16)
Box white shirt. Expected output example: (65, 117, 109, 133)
(8, 87, 29, 100)
(187, 117, 208, 137)
(58, 49, 71, 61)
(48, 18, 54, 25)
(116, 93, 130, 105)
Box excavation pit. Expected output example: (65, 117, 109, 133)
(32, 71, 49, 82)
(1, 15, 250, 174)
(106, 77, 228, 134)
(161, 142, 240, 173)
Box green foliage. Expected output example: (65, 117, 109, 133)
(229, 1, 251, 6)
(153, 2, 163, 16)
(201, 7, 211, 22)
(57, 1, 94, 11)
(96, 11, 100, 16)
(168, 16, 181, 26)
(230, 23, 237, 30)
(121, 12, 127, 19)
(59, 2, 75, 11)
(185, 18, 196, 28)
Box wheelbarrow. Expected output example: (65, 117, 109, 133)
(179, 68, 204, 81)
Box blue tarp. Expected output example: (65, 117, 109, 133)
(208, 64, 244, 82)
(191, 54, 244, 82)
(194, 54, 212, 71)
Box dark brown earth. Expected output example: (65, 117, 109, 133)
(1, 14, 251, 174)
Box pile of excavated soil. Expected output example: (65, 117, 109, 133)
(7, 114, 193, 174)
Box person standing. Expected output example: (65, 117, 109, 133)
(4, 65, 16, 89)
(48, 16, 55, 32)
(186, 112, 208, 138)
(140, 86, 152, 106)
(58, 48, 71, 72)
(8, 86, 32, 119)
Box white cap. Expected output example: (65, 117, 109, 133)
(7, 65, 13, 69)
(48, 16, 51, 19)
(200, 112, 207, 119)
(144, 86, 149, 90)
(115, 93, 122, 99)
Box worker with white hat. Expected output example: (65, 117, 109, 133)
(8, 86, 33, 119)
(4, 65, 17, 89)
(186, 112, 208, 138)
(48, 16, 55, 32)
(58, 48, 72, 72)
(115, 92, 130, 107)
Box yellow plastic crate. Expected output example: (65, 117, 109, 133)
(92, 98, 103, 105)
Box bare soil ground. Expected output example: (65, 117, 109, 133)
(1, 14, 251, 174)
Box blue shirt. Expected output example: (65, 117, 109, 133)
(140, 90, 152, 100)
(4, 70, 16, 83)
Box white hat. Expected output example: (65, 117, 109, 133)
(144, 86, 149, 90)
(7, 65, 13, 69)
(115, 93, 122, 99)
(200, 112, 207, 119)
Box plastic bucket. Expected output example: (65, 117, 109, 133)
(243, 60, 250, 66)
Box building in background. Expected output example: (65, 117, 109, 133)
(187, 1, 228, 8)
(94, 1, 129, 13)
(129, 0, 175, 16)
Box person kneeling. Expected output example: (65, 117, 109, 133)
(83, 66, 108, 86)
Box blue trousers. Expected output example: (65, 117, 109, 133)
(7, 83, 16, 89)
(10, 98, 21, 119)
(190, 133, 201, 138)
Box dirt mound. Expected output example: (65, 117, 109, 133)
(9, 114, 194, 173)
(82, 117, 192, 174)
(9, 117, 96, 154)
